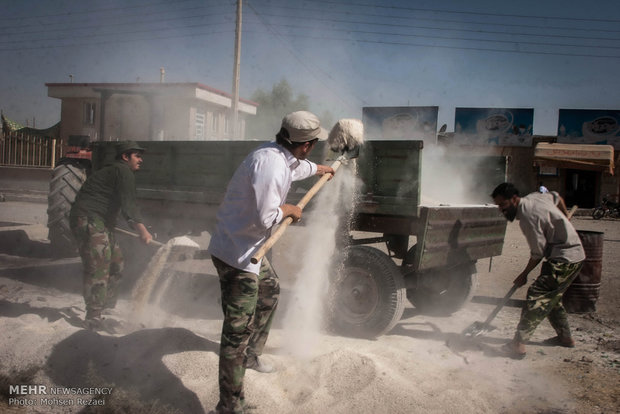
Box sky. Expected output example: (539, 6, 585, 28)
(1, 0, 619, 136)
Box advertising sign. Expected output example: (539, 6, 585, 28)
(362, 106, 438, 144)
(558, 109, 620, 149)
(454, 107, 534, 146)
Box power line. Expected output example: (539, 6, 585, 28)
(245, 1, 366, 111)
(0, 0, 617, 60)
(243, 29, 620, 59)
(242, 20, 620, 52)
(250, 11, 620, 43)
(300, 0, 620, 25)
(0, 0, 199, 26)
(0, 28, 233, 52)
(0, 13, 232, 45)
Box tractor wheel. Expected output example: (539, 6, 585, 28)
(47, 163, 86, 257)
(407, 262, 477, 315)
(327, 246, 406, 338)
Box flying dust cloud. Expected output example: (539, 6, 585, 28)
(420, 143, 502, 206)
(280, 162, 360, 358)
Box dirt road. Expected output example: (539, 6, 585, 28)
(0, 201, 618, 413)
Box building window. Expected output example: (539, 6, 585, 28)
(83, 102, 96, 125)
(224, 114, 230, 135)
(212, 112, 219, 134)
(195, 112, 205, 140)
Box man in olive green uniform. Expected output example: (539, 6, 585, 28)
(70, 140, 152, 328)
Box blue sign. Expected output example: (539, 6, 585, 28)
(558, 109, 620, 149)
(454, 108, 534, 146)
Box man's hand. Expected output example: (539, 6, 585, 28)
(316, 164, 335, 180)
(280, 204, 302, 222)
(134, 222, 153, 245)
(514, 257, 541, 287)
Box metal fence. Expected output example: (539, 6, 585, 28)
(0, 131, 62, 168)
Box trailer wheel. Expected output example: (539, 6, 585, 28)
(47, 163, 86, 257)
(327, 246, 406, 338)
(407, 262, 477, 315)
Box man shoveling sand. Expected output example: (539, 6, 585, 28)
(69, 141, 153, 331)
(206, 111, 357, 414)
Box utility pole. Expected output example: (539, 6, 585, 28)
(231, 0, 242, 138)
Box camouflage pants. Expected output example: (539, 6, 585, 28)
(515, 260, 583, 343)
(211, 255, 280, 414)
(70, 215, 123, 318)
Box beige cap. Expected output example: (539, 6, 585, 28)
(281, 111, 328, 142)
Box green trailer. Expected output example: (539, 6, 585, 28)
(54, 139, 507, 337)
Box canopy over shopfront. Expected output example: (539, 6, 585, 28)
(533, 142, 615, 175)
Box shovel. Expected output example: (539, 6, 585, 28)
(462, 283, 520, 337)
(250, 146, 359, 264)
(250, 118, 363, 265)
(115, 226, 164, 247)
(115, 227, 200, 312)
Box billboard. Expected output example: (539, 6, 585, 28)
(454, 107, 534, 146)
(558, 109, 620, 149)
(362, 106, 438, 144)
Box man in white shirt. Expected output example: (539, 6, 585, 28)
(208, 111, 335, 414)
(492, 182, 585, 359)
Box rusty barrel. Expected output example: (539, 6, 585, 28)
(562, 230, 604, 313)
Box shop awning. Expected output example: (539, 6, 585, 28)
(533, 143, 615, 175)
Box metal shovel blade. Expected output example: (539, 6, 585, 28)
(326, 144, 360, 162)
(461, 283, 520, 338)
(462, 321, 497, 337)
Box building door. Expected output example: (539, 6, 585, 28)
(564, 169, 598, 208)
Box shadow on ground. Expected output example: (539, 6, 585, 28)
(389, 319, 509, 361)
(0, 229, 50, 257)
(0, 299, 84, 329)
(46, 327, 219, 413)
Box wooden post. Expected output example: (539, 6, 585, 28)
(51, 139, 56, 168)
(231, 0, 242, 138)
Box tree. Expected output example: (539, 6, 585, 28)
(246, 79, 311, 140)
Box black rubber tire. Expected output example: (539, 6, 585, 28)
(47, 163, 86, 257)
(327, 246, 406, 338)
(407, 262, 477, 315)
(592, 208, 605, 220)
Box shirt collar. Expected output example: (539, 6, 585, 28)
(277, 142, 300, 170)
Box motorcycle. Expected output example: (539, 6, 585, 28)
(592, 196, 620, 220)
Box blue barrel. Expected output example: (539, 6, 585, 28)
(562, 230, 604, 314)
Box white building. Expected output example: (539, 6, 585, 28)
(46, 82, 257, 142)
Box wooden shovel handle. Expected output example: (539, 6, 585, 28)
(115, 227, 164, 247)
(250, 159, 343, 264)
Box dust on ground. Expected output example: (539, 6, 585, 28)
(0, 212, 618, 413)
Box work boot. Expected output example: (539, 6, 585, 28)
(246, 355, 275, 373)
(84, 317, 102, 331)
(85, 309, 102, 321)
(84, 310, 118, 334)
(501, 339, 526, 360)
(542, 335, 576, 348)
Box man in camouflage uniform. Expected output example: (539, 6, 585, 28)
(207, 111, 335, 414)
(492, 182, 585, 359)
(70, 140, 153, 329)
